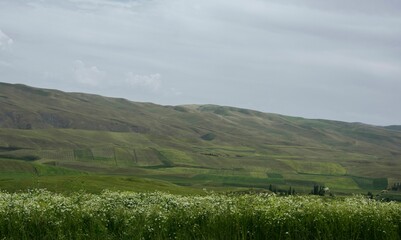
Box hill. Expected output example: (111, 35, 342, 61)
(1, 82, 401, 194)
(386, 125, 401, 132)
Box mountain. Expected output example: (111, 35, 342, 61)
(386, 125, 401, 132)
(1, 82, 401, 194)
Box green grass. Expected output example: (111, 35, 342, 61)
(0, 158, 37, 173)
(34, 163, 83, 176)
(0, 156, 389, 194)
(159, 149, 195, 165)
(0, 190, 400, 240)
(267, 172, 283, 178)
(0, 175, 201, 194)
(0, 159, 200, 194)
(351, 176, 389, 190)
(282, 173, 361, 192)
(280, 159, 347, 175)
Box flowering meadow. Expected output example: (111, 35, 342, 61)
(0, 190, 400, 240)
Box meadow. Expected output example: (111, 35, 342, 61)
(2, 83, 401, 195)
(0, 190, 400, 240)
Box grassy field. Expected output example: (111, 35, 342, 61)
(1, 82, 401, 194)
(0, 151, 393, 195)
(0, 190, 400, 240)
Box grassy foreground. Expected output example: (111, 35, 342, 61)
(0, 190, 400, 240)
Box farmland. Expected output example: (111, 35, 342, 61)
(1, 82, 401, 195)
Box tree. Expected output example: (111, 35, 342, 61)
(311, 185, 327, 196)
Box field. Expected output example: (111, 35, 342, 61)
(0, 190, 400, 240)
(0, 137, 392, 196)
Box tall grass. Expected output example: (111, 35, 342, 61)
(0, 190, 400, 239)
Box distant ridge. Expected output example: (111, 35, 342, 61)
(385, 125, 401, 132)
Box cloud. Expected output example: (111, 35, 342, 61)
(73, 60, 105, 86)
(125, 72, 162, 92)
(0, 29, 13, 50)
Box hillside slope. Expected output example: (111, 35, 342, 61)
(1, 82, 401, 193)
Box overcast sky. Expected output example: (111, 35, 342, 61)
(0, 0, 400, 125)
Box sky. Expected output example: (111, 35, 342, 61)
(0, 0, 400, 126)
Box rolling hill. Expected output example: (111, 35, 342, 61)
(1, 82, 401, 194)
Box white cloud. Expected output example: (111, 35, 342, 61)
(125, 72, 162, 92)
(73, 60, 105, 86)
(0, 29, 13, 50)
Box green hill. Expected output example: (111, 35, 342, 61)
(386, 125, 401, 132)
(1, 82, 401, 194)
